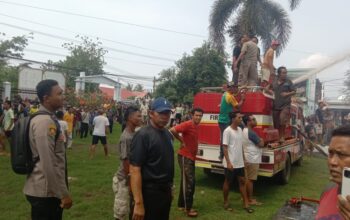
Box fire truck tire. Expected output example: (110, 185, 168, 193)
(203, 168, 212, 176)
(295, 156, 303, 166)
(277, 153, 291, 185)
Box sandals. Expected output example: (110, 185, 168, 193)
(186, 209, 198, 217)
(249, 199, 263, 206)
(178, 207, 198, 217)
(224, 203, 234, 212)
(243, 207, 254, 213)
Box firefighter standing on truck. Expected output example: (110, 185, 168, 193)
(218, 82, 245, 160)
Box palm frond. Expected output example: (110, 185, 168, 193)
(226, 0, 291, 57)
(227, 6, 255, 46)
(288, 0, 302, 10)
(257, 0, 291, 56)
(209, 0, 243, 54)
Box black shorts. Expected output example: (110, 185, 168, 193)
(92, 135, 107, 145)
(175, 113, 182, 120)
(224, 167, 245, 183)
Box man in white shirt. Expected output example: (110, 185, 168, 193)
(2, 100, 14, 139)
(222, 111, 253, 213)
(56, 111, 69, 148)
(89, 109, 110, 158)
(242, 114, 265, 206)
(0, 100, 14, 154)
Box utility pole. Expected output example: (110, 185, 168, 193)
(153, 76, 156, 93)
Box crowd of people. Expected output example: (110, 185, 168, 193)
(1, 34, 350, 219)
(303, 100, 350, 156)
(0, 74, 348, 220)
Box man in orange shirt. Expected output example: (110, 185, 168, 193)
(64, 107, 75, 149)
(170, 108, 204, 217)
(261, 40, 280, 87)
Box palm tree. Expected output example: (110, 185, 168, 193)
(209, 0, 301, 56)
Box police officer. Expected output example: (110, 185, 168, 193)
(23, 79, 72, 220)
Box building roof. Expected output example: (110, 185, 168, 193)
(99, 86, 147, 100)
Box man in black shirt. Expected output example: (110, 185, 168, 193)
(232, 36, 245, 84)
(265, 66, 296, 142)
(129, 97, 174, 220)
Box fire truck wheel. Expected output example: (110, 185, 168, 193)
(277, 153, 291, 185)
(295, 156, 303, 166)
(203, 168, 212, 176)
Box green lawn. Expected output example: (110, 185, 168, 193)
(0, 124, 330, 220)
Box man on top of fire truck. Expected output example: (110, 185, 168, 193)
(218, 82, 245, 160)
(265, 66, 296, 142)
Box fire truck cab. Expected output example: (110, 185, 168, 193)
(193, 87, 303, 184)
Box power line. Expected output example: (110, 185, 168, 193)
(20, 47, 160, 77)
(104, 66, 154, 79)
(0, 13, 180, 57)
(26, 41, 170, 67)
(0, 0, 205, 38)
(0, 9, 325, 58)
(25, 48, 68, 58)
(104, 57, 170, 68)
(0, 22, 176, 62)
(104, 73, 153, 81)
(0, 53, 82, 72)
(112, 77, 153, 85)
(1, 53, 155, 80)
(26, 41, 67, 51)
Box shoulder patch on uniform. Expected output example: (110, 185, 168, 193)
(48, 123, 57, 137)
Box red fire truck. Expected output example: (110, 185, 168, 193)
(193, 87, 303, 184)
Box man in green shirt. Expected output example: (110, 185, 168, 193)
(218, 82, 245, 160)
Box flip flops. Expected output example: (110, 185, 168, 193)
(186, 209, 198, 217)
(249, 199, 263, 206)
(178, 207, 185, 211)
(224, 203, 234, 212)
(243, 207, 254, 213)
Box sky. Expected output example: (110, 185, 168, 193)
(1, 0, 350, 98)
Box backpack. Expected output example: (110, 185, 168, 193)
(10, 111, 60, 175)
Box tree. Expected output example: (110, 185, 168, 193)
(0, 33, 30, 87)
(0, 66, 19, 88)
(0, 33, 30, 65)
(209, 0, 301, 55)
(64, 87, 112, 107)
(55, 36, 107, 90)
(126, 83, 133, 91)
(154, 42, 227, 104)
(153, 68, 177, 103)
(134, 84, 144, 92)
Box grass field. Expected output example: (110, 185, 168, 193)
(0, 124, 330, 220)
